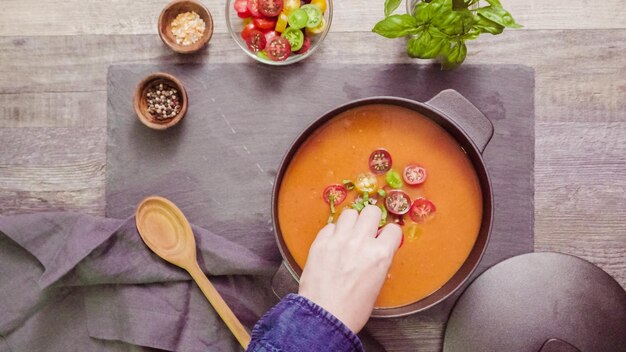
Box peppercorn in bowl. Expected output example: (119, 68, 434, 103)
(159, 0, 214, 54)
(133, 72, 188, 130)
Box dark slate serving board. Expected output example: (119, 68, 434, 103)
(106, 63, 535, 324)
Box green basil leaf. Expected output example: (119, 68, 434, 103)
(407, 29, 448, 59)
(474, 14, 504, 34)
(441, 40, 467, 69)
(485, 0, 502, 6)
(434, 8, 475, 36)
(477, 5, 522, 28)
(372, 14, 419, 38)
(384, 0, 402, 17)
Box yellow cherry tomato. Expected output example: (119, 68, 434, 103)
(283, 0, 301, 15)
(311, 0, 327, 14)
(354, 172, 379, 195)
(275, 12, 289, 33)
(242, 17, 253, 25)
(305, 18, 326, 35)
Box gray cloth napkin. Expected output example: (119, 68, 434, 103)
(0, 213, 280, 352)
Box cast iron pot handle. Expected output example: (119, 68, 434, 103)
(425, 89, 494, 153)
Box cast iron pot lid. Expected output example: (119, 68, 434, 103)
(443, 252, 626, 352)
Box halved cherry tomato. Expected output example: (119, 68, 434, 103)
(264, 30, 279, 43)
(404, 223, 423, 242)
(275, 12, 289, 32)
(323, 184, 347, 205)
(288, 8, 309, 29)
(254, 17, 276, 30)
(266, 37, 291, 61)
(259, 0, 283, 17)
(384, 190, 411, 215)
(301, 4, 323, 28)
(234, 0, 252, 18)
(295, 36, 311, 54)
(409, 198, 436, 223)
(305, 17, 325, 35)
(403, 164, 427, 185)
(241, 22, 257, 41)
(311, 0, 327, 13)
(282, 27, 304, 51)
(369, 149, 392, 174)
(245, 29, 266, 52)
(283, 0, 301, 15)
(247, 0, 262, 17)
(354, 172, 378, 195)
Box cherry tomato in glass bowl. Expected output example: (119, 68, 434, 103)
(283, 0, 301, 15)
(264, 30, 279, 43)
(282, 27, 304, 51)
(247, 0, 262, 17)
(253, 17, 276, 29)
(384, 190, 412, 216)
(323, 184, 347, 205)
(295, 36, 311, 54)
(241, 22, 256, 40)
(234, 0, 251, 18)
(409, 198, 436, 223)
(311, 0, 327, 13)
(275, 12, 289, 32)
(369, 148, 392, 174)
(355, 172, 379, 195)
(259, 0, 283, 17)
(403, 164, 427, 185)
(266, 36, 291, 61)
(245, 29, 266, 51)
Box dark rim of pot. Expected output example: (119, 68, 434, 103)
(271, 96, 494, 318)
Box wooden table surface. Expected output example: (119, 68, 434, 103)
(1, 1, 624, 351)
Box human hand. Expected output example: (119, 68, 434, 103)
(298, 205, 402, 333)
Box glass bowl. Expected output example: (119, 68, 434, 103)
(225, 0, 333, 65)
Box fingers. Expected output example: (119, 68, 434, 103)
(376, 223, 403, 254)
(315, 222, 336, 242)
(353, 205, 382, 239)
(335, 208, 358, 235)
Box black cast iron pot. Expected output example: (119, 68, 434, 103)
(271, 89, 494, 317)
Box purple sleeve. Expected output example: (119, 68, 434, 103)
(247, 293, 364, 352)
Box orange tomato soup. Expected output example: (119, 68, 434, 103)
(278, 104, 483, 308)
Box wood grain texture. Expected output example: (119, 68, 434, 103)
(0, 0, 625, 347)
(0, 0, 623, 37)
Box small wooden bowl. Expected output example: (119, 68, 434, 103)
(133, 72, 188, 130)
(158, 0, 214, 54)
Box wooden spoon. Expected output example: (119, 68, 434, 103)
(135, 196, 251, 349)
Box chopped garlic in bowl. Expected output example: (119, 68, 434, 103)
(171, 11, 206, 46)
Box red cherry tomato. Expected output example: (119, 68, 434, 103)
(323, 184, 347, 205)
(241, 22, 257, 41)
(266, 37, 291, 61)
(369, 148, 392, 174)
(296, 36, 311, 54)
(234, 0, 252, 18)
(384, 190, 411, 216)
(254, 17, 277, 30)
(264, 30, 279, 43)
(403, 164, 427, 185)
(247, 0, 263, 17)
(245, 29, 266, 52)
(409, 198, 436, 223)
(259, 0, 283, 17)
